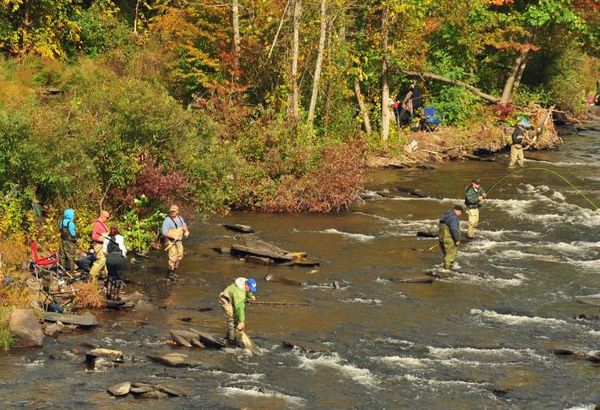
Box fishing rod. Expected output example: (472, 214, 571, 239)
(485, 167, 599, 211)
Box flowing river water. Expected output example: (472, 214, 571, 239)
(1, 129, 599, 409)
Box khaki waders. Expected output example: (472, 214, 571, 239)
(438, 223, 458, 270)
(219, 293, 238, 343)
(508, 144, 524, 168)
(89, 242, 106, 281)
(466, 208, 479, 239)
(165, 227, 184, 271)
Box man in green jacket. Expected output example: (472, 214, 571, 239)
(219, 277, 257, 344)
(464, 178, 486, 240)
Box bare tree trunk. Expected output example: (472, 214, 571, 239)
(403, 70, 500, 103)
(500, 51, 528, 105)
(268, 0, 290, 59)
(133, 0, 141, 34)
(290, 0, 302, 120)
(232, 0, 241, 77)
(512, 52, 529, 95)
(354, 77, 372, 135)
(307, 0, 327, 125)
(380, 8, 390, 146)
(323, 15, 334, 132)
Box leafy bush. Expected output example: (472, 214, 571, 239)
(0, 307, 13, 350)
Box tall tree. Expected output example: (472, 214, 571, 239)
(232, 0, 241, 78)
(307, 0, 327, 125)
(380, 6, 390, 145)
(290, 0, 302, 120)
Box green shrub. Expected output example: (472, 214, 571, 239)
(0, 307, 13, 351)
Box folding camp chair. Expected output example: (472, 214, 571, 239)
(422, 106, 444, 132)
(30, 240, 64, 279)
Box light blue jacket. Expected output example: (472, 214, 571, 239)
(59, 208, 76, 238)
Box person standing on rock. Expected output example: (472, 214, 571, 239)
(464, 179, 486, 240)
(508, 119, 536, 168)
(439, 205, 464, 270)
(89, 210, 110, 282)
(219, 277, 257, 345)
(58, 208, 78, 275)
(162, 204, 190, 277)
(104, 225, 127, 300)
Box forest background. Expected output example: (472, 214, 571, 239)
(0, 0, 598, 287)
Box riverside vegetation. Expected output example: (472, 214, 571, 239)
(0, 1, 598, 347)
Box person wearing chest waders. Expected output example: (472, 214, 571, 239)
(162, 204, 190, 277)
(464, 178, 487, 240)
(103, 226, 127, 300)
(508, 119, 537, 169)
(219, 277, 257, 345)
(58, 208, 78, 275)
(89, 210, 110, 282)
(439, 205, 464, 270)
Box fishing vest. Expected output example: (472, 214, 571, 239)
(107, 236, 121, 254)
(512, 128, 524, 145)
(60, 221, 76, 242)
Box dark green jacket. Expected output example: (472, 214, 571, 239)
(464, 185, 486, 208)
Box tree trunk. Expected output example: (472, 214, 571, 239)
(290, 0, 302, 120)
(133, 0, 141, 34)
(402, 70, 500, 103)
(380, 8, 390, 146)
(307, 0, 327, 125)
(354, 77, 372, 135)
(232, 0, 241, 77)
(499, 51, 528, 105)
(511, 52, 529, 95)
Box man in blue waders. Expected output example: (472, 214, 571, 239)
(438, 205, 464, 270)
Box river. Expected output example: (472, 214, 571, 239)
(1, 129, 599, 409)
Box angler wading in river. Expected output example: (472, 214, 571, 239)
(89, 210, 109, 282)
(508, 118, 538, 169)
(219, 277, 257, 346)
(162, 204, 190, 278)
(438, 205, 464, 270)
(464, 178, 486, 240)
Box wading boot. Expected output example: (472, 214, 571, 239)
(225, 322, 236, 346)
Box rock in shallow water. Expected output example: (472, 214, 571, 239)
(9, 309, 44, 347)
(107, 381, 131, 396)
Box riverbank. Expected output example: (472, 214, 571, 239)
(367, 106, 563, 169)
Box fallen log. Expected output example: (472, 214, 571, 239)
(402, 70, 500, 103)
(43, 312, 97, 326)
(223, 223, 254, 233)
(187, 328, 227, 348)
(231, 244, 294, 262)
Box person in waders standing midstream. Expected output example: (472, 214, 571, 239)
(464, 178, 486, 241)
(219, 277, 257, 346)
(508, 119, 537, 169)
(162, 204, 190, 278)
(438, 205, 464, 270)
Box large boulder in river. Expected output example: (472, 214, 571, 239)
(9, 309, 44, 347)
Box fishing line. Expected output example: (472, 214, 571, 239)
(485, 167, 599, 211)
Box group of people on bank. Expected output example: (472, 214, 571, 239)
(57, 203, 256, 344)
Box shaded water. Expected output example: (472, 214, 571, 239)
(1, 131, 599, 409)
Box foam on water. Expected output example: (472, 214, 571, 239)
(427, 346, 546, 362)
(470, 309, 568, 326)
(219, 386, 306, 407)
(206, 370, 266, 381)
(371, 356, 511, 369)
(342, 297, 383, 306)
(322, 228, 375, 242)
(397, 374, 491, 389)
(442, 271, 524, 288)
(373, 337, 414, 348)
(296, 352, 377, 387)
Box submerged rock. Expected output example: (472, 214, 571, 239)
(9, 309, 44, 347)
(107, 381, 131, 396)
(147, 353, 200, 367)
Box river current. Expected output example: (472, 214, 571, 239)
(1, 130, 599, 409)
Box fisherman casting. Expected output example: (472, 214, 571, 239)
(464, 178, 486, 240)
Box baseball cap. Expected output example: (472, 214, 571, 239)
(169, 204, 179, 212)
(247, 278, 257, 293)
